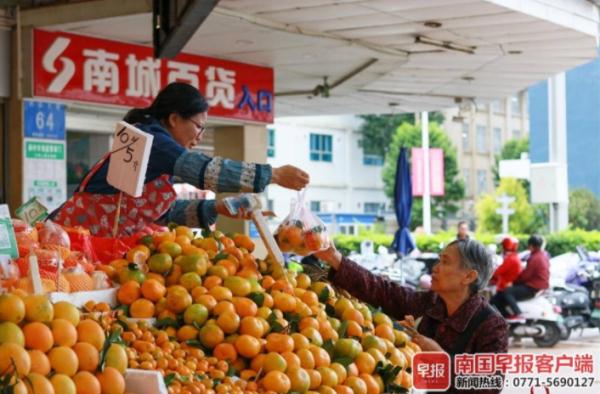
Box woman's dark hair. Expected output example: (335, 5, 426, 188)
(527, 234, 544, 249)
(123, 82, 209, 124)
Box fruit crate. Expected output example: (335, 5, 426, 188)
(125, 369, 168, 394)
(48, 288, 118, 308)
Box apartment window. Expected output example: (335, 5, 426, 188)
(309, 134, 332, 162)
(477, 170, 487, 194)
(364, 202, 383, 214)
(310, 201, 321, 212)
(513, 129, 522, 140)
(493, 127, 502, 154)
(511, 95, 520, 114)
(463, 169, 471, 195)
(363, 151, 384, 166)
(462, 124, 470, 151)
(476, 125, 487, 153)
(267, 129, 275, 158)
(491, 100, 503, 113)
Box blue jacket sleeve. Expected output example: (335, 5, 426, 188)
(158, 199, 218, 229)
(173, 151, 272, 193)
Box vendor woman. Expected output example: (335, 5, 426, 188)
(51, 82, 309, 237)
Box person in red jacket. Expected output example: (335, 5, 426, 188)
(490, 237, 522, 291)
(491, 235, 550, 320)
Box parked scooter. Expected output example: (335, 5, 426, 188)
(508, 291, 564, 347)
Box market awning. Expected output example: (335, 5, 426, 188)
(27, 0, 600, 116)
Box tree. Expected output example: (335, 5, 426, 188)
(357, 112, 445, 159)
(382, 122, 464, 230)
(492, 137, 529, 186)
(569, 188, 600, 230)
(475, 178, 539, 234)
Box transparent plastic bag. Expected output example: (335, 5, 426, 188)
(274, 190, 330, 256)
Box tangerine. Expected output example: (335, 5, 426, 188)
(24, 373, 54, 394)
(0, 293, 25, 323)
(24, 295, 53, 323)
(0, 322, 25, 346)
(234, 335, 261, 358)
(213, 343, 238, 362)
(53, 301, 80, 326)
(73, 371, 101, 394)
(73, 342, 99, 372)
(140, 279, 166, 302)
(50, 319, 77, 347)
(23, 322, 53, 352)
(130, 299, 155, 318)
(116, 281, 141, 305)
(76, 319, 105, 351)
(262, 370, 291, 393)
(50, 374, 76, 394)
(28, 350, 50, 375)
(48, 346, 79, 376)
(96, 366, 125, 394)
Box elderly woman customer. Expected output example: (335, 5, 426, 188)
(316, 238, 508, 392)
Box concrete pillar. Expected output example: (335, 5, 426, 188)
(213, 124, 268, 236)
(547, 73, 569, 232)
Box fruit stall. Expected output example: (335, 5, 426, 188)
(0, 218, 419, 394)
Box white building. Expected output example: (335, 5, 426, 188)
(265, 115, 388, 235)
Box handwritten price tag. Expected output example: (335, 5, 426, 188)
(107, 121, 154, 197)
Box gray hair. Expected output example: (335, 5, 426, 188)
(448, 239, 494, 294)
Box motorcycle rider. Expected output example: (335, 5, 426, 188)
(490, 237, 522, 292)
(491, 235, 550, 320)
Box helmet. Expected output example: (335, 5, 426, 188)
(502, 237, 519, 252)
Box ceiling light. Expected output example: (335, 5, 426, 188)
(388, 102, 400, 107)
(415, 35, 476, 55)
(507, 50, 522, 55)
(461, 76, 475, 81)
(424, 21, 442, 28)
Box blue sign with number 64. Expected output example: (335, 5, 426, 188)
(24, 100, 66, 140)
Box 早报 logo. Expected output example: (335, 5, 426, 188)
(42, 36, 75, 93)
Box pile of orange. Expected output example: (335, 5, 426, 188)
(275, 221, 330, 255)
(0, 292, 129, 394)
(107, 227, 419, 394)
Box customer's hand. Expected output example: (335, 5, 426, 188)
(314, 245, 343, 270)
(412, 334, 444, 352)
(271, 165, 310, 190)
(215, 198, 274, 220)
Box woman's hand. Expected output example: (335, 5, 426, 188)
(314, 245, 343, 270)
(271, 165, 310, 190)
(215, 199, 274, 220)
(411, 334, 444, 352)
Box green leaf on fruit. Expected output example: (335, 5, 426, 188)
(318, 287, 330, 303)
(248, 292, 265, 307)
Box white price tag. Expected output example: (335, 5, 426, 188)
(107, 121, 154, 197)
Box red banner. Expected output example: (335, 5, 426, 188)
(411, 147, 445, 197)
(33, 29, 274, 123)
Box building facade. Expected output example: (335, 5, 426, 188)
(528, 55, 600, 197)
(441, 91, 530, 228)
(265, 115, 388, 235)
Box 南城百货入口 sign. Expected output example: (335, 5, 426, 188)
(33, 29, 274, 123)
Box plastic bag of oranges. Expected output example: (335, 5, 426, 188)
(274, 190, 330, 256)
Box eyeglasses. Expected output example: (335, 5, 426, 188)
(189, 118, 206, 135)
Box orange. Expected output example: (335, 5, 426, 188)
(28, 350, 50, 375)
(273, 292, 296, 313)
(334, 385, 353, 394)
(233, 234, 255, 252)
(195, 294, 217, 311)
(346, 376, 368, 394)
(342, 308, 365, 325)
(301, 327, 323, 347)
(213, 342, 238, 362)
(152, 231, 176, 247)
(266, 333, 294, 353)
(77, 319, 105, 351)
(203, 275, 222, 290)
(104, 344, 127, 374)
(291, 333, 310, 351)
(263, 352, 287, 373)
(145, 272, 165, 285)
(148, 252, 174, 274)
(183, 304, 209, 326)
(176, 325, 199, 342)
(232, 297, 257, 318)
(175, 234, 191, 247)
(73, 371, 101, 394)
(50, 374, 76, 394)
(140, 279, 166, 302)
(73, 342, 99, 372)
(199, 324, 225, 349)
(165, 264, 182, 286)
(209, 286, 233, 302)
(234, 335, 261, 358)
(116, 281, 141, 305)
(213, 300, 235, 315)
(330, 362, 347, 384)
(288, 367, 310, 393)
(48, 346, 79, 376)
(360, 374, 381, 394)
(53, 301, 81, 326)
(23, 322, 53, 352)
(297, 348, 315, 369)
(299, 317, 320, 331)
(262, 370, 291, 393)
(208, 264, 230, 279)
(179, 272, 202, 291)
(24, 295, 53, 323)
(0, 321, 25, 346)
(300, 291, 319, 306)
(318, 366, 338, 387)
(126, 245, 151, 263)
(96, 366, 125, 394)
(347, 363, 359, 377)
(216, 311, 240, 334)
(355, 352, 376, 374)
(346, 321, 363, 338)
(0, 343, 30, 377)
(96, 264, 117, 281)
(261, 276, 276, 289)
(239, 316, 264, 338)
(374, 324, 394, 342)
(0, 293, 26, 323)
(50, 319, 77, 347)
(193, 237, 218, 253)
(310, 346, 331, 368)
(282, 351, 301, 370)
(130, 299, 155, 318)
(308, 368, 322, 390)
(24, 373, 54, 394)
(166, 285, 192, 314)
(174, 225, 194, 240)
(250, 353, 266, 372)
(178, 254, 208, 276)
(224, 276, 251, 297)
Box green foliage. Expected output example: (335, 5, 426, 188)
(475, 178, 543, 234)
(492, 137, 529, 186)
(382, 122, 464, 229)
(357, 113, 444, 158)
(334, 230, 600, 256)
(569, 188, 600, 231)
